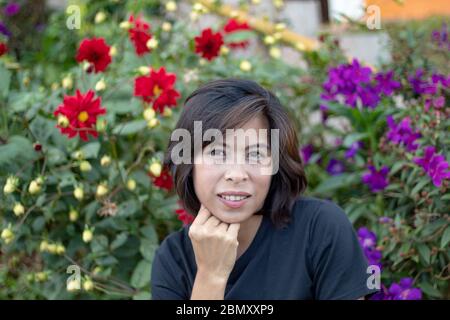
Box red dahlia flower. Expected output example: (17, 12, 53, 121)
(128, 15, 152, 56)
(54, 90, 106, 141)
(0, 42, 7, 56)
(194, 28, 224, 61)
(148, 167, 174, 191)
(134, 67, 180, 113)
(223, 18, 251, 49)
(76, 37, 112, 73)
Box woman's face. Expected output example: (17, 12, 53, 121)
(193, 114, 273, 224)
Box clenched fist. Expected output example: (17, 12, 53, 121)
(188, 204, 241, 282)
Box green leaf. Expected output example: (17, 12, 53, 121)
(133, 291, 151, 300)
(417, 244, 431, 265)
(410, 179, 429, 197)
(79, 142, 101, 159)
(314, 173, 359, 194)
(342, 133, 368, 147)
(140, 238, 158, 262)
(441, 226, 450, 249)
(419, 281, 442, 298)
(110, 232, 128, 251)
(0, 63, 11, 98)
(140, 225, 158, 243)
(112, 120, 147, 135)
(131, 259, 152, 289)
(0, 136, 36, 168)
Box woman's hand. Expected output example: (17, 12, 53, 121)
(188, 204, 241, 282)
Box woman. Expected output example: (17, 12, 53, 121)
(151, 78, 378, 300)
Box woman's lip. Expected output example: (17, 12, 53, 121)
(217, 195, 250, 209)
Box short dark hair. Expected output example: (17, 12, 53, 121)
(164, 78, 307, 229)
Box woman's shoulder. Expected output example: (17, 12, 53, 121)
(290, 195, 352, 233)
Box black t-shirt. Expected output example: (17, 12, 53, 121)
(151, 196, 379, 299)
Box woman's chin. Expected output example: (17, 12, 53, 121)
(212, 210, 251, 224)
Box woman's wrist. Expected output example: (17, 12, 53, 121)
(196, 268, 229, 286)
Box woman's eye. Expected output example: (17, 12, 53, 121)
(248, 150, 263, 159)
(210, 148, 225, 157)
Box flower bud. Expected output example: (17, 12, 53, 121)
(56, 244, 66, 255)
(239, 60, 252, 72)
(138, 66, 151, 75)
(82, 228, 93, 243)
(40, 240, 49, 252)
(109, 45, 117, 57)
(1, 227, 14, 244)
(57, 115, 70, 128)
(269, 47, 281, 59)
(83, 278, 94, 291)
(95, 79, 106, 91)
(3, 176, 18, 194)
(79, 160, 92, 172)
(149, 161, 162, 178)
(119, 21, 131, 30)
(35, 272, 48, 282)
(74, 186, 84, 201)
(147, 118, 159, 128)
(162, 22, 172, 32)
(127, 178, 136, 191)
(69, 209, 79, 222)
(264, 35, 275, 45)
(13, 203, 25, 216)
(95, 11, 106, 24)
(166, 1, 177, 12)
(220, 46, 229, 55)
(62, 76, 73, 89)
(28, 180, 41, 195)
(143, 108, 156, 121)
(100, 155, 111, 167)
(72, 150, 85, 160)
(163, 108, 172, 118)
(146, 38, 158, 50)
(47, 243, 57, 254)
(96, 183, 108, 197)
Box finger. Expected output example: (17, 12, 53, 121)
(227, 223, 241, 239)
(205, 215, 221, 228)
(217, 222, 229, 233)
(193, 204, 211, 225)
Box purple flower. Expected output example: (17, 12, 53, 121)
(326, 158, 345, 175)
(414, 146, 450, 187)
(4, 2, 20, 16)
(345, 141, 363, 159)
(431, 23, 449, 50)
(379, 216, 393, 224)
(357, 227, 382, 267)
(0, 22, 12, 38)
(409, 69, 437, 95)
(358, 85, 380, 109)
(386, 115, 421, 152)
(321, 58, 381, 109)
(375, 71, 401, 96)
(358, 227, 377, 249)
(370, 284, 389, 300)
(300, 144, 314, 164)
(362, 165, 389, 192)
(431, 73, 450, 88)
(388, 278, 422, 300)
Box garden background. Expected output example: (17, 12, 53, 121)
(0, 0, 449, 299)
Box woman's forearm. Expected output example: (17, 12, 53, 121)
(190, 269, 228, 300)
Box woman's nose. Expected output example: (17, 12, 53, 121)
(224, 165, 249, 183)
